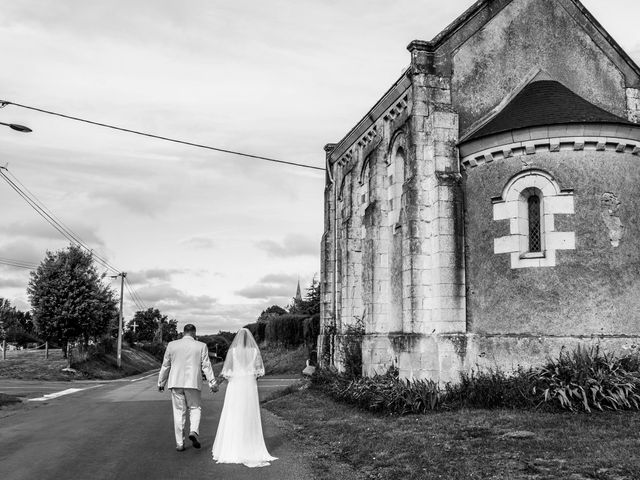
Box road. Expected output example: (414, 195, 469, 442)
(0, 374, 311, 480)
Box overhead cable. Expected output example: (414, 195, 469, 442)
(0, 168, 121, 274)
(0, 100, 325, 172)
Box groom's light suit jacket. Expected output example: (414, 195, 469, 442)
(157, 336, 215, 390)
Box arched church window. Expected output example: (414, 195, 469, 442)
(526, 190, 542, 253)
(387, 134, 406, 227)
(492, 170, 575, 269)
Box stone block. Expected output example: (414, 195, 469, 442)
(546, 231, 575, 250)
(545, 195, 574, 214)
(543, 213, 555, 233)
(494, 235, 519, 254)
(493, 200, 518, 220)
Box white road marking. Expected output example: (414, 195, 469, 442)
(27, 385, 103, 402)
(129, 372, 158, 382)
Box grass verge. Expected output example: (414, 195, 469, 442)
(260, 344, 308, 375)
(0, 346, 160, 381)
(264, 388, 640, 480)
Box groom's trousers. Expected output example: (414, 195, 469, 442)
(170, 388, 202, 446)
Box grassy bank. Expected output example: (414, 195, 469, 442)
(0, 346, 160, 381)
(264, 388, 640, 480)
(261, 344, 308, 375)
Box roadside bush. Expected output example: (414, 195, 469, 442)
(303, 314, 320, 363)
(264, 314, 307, 347)
(243, 322, 267, 344)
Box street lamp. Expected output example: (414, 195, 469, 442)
(0, 121, 32, 133)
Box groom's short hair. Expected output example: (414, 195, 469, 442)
(183, 324, 196, 335)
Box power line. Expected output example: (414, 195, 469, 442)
(124, 277, 147, 311)
(0, 100, 326, 172)
(0, 167, 121, 274)
(0, 257, 38, 269)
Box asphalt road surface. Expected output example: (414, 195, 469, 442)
(0, 374, 311, 480)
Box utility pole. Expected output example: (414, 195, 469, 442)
(111, 272, 127, 368)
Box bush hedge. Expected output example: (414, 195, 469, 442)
(312, 345, 640, 414)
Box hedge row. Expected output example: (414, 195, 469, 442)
(244, 313, 319, 349)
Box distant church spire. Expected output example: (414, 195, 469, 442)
(295, 278, 302, 302)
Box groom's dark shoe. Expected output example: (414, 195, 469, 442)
(188, 432, 201, 449)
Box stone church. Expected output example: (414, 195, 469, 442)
(319, 0, 640, 382)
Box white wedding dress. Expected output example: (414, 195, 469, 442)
(212, 329, 277, 468)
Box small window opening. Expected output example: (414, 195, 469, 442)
(528, 194, 541, 252)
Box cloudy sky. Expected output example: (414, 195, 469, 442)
(0, 0, 638, 334)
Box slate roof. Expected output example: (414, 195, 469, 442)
(466, 80, 635, 141)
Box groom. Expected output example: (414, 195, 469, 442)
(158, 323, 218, 452)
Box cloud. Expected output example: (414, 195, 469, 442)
(7, 220, 105, 246)
(180, 235, 216, 249)
(89, 184, 173, 218)
(135, 283, 217, 311)
(256, 234, 319, 258)
(0, 276, 29, 288)
(126, 268, 185, 285)
(0, 240, 43, 264)
(236, 273, 298, 300)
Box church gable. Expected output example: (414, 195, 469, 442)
(443, 0, 640, 134)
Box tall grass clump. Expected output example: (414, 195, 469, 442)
(313, 344, 640, 414)
(444, 368, 540, 410)
(534, 344, 640, 412)
(312, 367, 441, 414)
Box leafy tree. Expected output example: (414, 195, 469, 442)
(0, 299, 39, 346)
(27, 245, 118, 355)
(257, 305, 287, 323)
(288, 278, 320, 316)
(126, 308, 178, 343)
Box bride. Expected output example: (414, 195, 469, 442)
(211, 328, 277, 468)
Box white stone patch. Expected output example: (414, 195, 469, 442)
(492, 170, 575, 269)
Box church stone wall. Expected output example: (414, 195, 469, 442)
(451, 0, 627, 133)
(321, 0, 640, 382)
(464, 148, 640, 337)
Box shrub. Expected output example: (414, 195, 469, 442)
(444, 368, 540, 410)
(313, 345, 640, 414)
(243, 322, 267, 344)
(312, 367, 441, 414)
(303, 314, 320, 363)
(264, 314, 307, 347)
(533, 344, 640, 412)
(339, 317, 364, 378)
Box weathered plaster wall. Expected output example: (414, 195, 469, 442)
(464, 149, 640, 336)
(451, 0, 627, 133)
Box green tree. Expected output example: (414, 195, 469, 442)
(127, 308, 178, 343)
(0, 299, 40, 346)
(257, 305, 287, 323)
(288, 278, 320, 316)
(27, 245, 118, 355)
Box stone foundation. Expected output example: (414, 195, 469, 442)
(354, 333, 640, 383)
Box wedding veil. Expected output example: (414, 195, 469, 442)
(221, 328, 265, 377)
